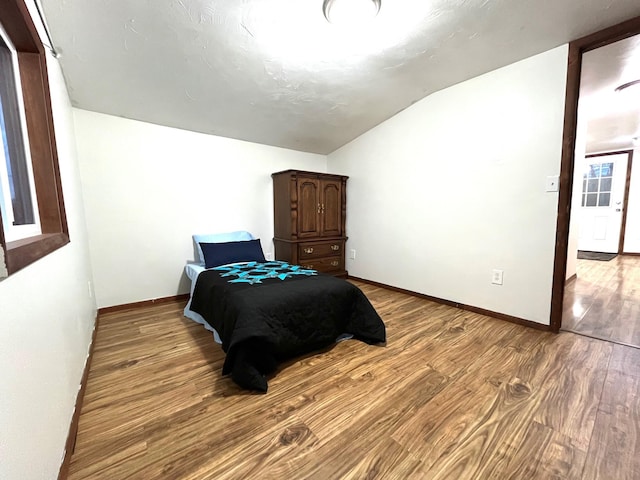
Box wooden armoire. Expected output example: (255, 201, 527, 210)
(272, 170, 348, 277)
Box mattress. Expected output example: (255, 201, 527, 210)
(189, 261, 386, 391)
(184, 262, 222, 344)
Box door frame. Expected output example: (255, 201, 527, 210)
(550, 15, 640, 332)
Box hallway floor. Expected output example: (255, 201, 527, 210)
(562, 255, 640, 348)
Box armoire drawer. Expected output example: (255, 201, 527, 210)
(299, 256, 343, 273)
(298, 241, 343, 259)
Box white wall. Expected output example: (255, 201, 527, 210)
(73, 110, 327, 308)
(328, 45, 569, 325)
(0, 28, 96, 480)
(0, 244, 7, 278)
(624, 148, 640, 252)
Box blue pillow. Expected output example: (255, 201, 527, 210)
(200, 239, 266, 268)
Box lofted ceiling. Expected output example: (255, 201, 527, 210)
(41, 0, 640, 154)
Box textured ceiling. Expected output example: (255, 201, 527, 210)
(581, 34, 640, 154)
(42, 0, 640, 154)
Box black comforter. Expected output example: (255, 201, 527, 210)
(190, 263, 386, 392)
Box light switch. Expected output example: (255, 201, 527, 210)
(546, 175, 559, 192)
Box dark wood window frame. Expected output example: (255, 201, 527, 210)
(0, 0, 68, 275)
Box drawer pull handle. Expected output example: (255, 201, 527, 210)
(303, 247, 314, 254)
(331, 244, 340, 251)
(304, 265, 314, 269)
(331, 260, 339, 267)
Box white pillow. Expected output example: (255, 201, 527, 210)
(193, 230, 254, 264)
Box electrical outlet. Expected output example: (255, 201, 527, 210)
(349, 249, 356, 260)
(265, 252, 274, 261)
(546, 175, 559, 192)
(491, 269, 504, 285)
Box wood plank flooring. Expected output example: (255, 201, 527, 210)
(562, 255, 640, 347)
(67, 281, 640, 479)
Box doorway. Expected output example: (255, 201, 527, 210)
(578, 151, 633, 255)
(550, 15, 640, 340)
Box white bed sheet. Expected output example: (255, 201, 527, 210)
(184, 262, 222, 344)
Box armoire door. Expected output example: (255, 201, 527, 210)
(320, 179, 342, 237)
(297, 177, 321, 237)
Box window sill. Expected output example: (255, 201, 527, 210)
(6, 232, 70, 274)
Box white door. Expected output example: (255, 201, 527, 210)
(577, 153, 629, 253)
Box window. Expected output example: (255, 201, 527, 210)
(0, 0, 68, 276)
(581, 162, 613, 207)
(0, 24, 41, 241)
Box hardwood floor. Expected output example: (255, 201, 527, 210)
(562, 255, 640, 347)
(67, 281, 640, 479)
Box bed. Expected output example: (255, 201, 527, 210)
(183, 231, 386, 392)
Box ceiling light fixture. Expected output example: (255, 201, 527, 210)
(614, 79, 640, 92)
(322, 0, 381, 24)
